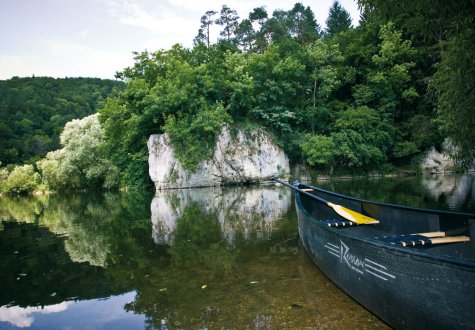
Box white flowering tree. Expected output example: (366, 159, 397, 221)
(37, 114, 119, 190)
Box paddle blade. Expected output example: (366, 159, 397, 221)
(327, 203, 379, 225)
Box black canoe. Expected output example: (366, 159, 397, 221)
(274, 178, 475, 330)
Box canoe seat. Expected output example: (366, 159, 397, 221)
(376, 232, 470, 247)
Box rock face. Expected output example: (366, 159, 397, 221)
(421, 140, 475, 173)
(421, 147, 455, 173)
(148, 126, 289, 190)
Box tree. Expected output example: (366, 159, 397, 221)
(194, 10, 217, 47)
(0, 167, 8, 192)
(358, 22, 417, 120)
(249, 6, 269, 52)
(262, 9, 290, 43)
(325, 1, 352, 36)
(215, 5, 239, 42)
(288, 3, 320, 45)
(300, 134, 335, 168)
(164, 102, 232, 171)
(432, 29, 475, 166)
(0, 77, 122, 166)
(357, 0, 475, 165)
(249, 6, 268, 26)
(305, 40, 344, 133)
(1, 165, 40, 194)
(234, 19, 255, 52)
(37, 114, 119, 190)
(248, 43, 306, 136)
(330, 106, 394, 169)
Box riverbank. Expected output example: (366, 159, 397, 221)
(1, 168, 474, 197)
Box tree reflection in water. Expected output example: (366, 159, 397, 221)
(0, 184, 389, 329)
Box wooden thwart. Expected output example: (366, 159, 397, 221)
(418, 231, 446, 238)
(414, 236, 470, 246)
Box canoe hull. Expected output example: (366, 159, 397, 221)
(296, 192, 475, 329)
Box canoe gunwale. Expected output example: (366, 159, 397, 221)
(293, 183, 475, 269)
(297, 181, 475, 219)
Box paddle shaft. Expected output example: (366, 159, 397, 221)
(272, 177, 331, 206)
(272, 177, 379, 225)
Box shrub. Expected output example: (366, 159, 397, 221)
(3, 165, 40, 194)
(300, 134, 335, 168)
(164, 102, 232, 172)
(0, 167, 9, 192)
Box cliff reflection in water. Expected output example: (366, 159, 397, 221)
(0, 184, 388, 329)
(422, 173, 475, 211)
(151, 185, 291, 246)
(318, 172, 475, 213)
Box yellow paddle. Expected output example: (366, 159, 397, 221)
(326, 202, 379, 225)
(273, 177, 379, 225)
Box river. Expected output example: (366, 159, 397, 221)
(0, 173, 473, 329)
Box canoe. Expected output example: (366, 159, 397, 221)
(274, 178, 475, 329)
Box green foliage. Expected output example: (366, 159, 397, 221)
(432, 29, 475, 166)
(330, 106, 394, 168)
(0, 167, 10, 192)
(300, 134, 335, 167)
(164, 102, 232, 172)
(406, 114, 440, 150)
(288, 3, 321, 45)
(248, 42, 306, 136)
(215, 5, 240, 42)
(36, 150, 68, 189)
(99, 3, 463, 178)
(0, 77, 122, 166)
(325, 1, 352, 36)
(305, 40, 344, 133)
(358, 0, 475, 166)
(367, 22, 417, 118)
(1, 165, 40, 194)
(332, 130, 385, 168)
(194, 10, 218, 47)
(37, 114, 119, 190)
(100, 45, 249, 187)
(392, 141, 419, 159)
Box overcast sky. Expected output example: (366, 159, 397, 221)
(0, 0, 360, 80)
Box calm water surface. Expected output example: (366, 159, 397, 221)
(1, 173, 474, 329)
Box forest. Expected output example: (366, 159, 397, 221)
(0, 77, 122, 165)
(0, 0, 474, 193)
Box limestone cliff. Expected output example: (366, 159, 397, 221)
(421, 147, 455, 173)
(421, 140, 474, 173)
(147, 126, 289, 190)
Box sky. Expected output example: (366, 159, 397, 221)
(0, 0, 361, 80)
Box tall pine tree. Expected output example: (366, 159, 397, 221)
(194, 10, 217, 47)
(325, 1, 352, 36)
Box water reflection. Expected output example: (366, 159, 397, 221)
(0, 293, 144, 330)
(0, 303, 68, 328)
(151, 185, 291, 246)
(422, 173, 475, 211)
(318, 172, 475, 213)
(0, 183, 391, 329)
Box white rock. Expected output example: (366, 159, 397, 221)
(421, 147, 454, 173)
(147, 126, 289, 190)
